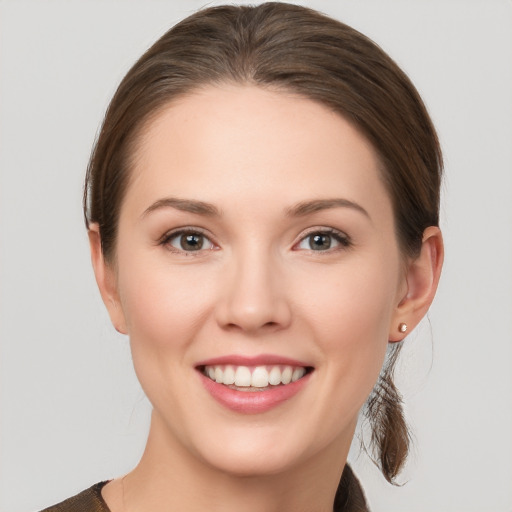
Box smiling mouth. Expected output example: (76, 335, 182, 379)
(201, 364, 313, 391)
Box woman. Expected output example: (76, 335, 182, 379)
(42, 3, 443, 511)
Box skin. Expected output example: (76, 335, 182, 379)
(89, 85, 443, 512)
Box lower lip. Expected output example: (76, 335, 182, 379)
(199, 371, 311, 414)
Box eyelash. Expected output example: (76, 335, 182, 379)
(158, 228, 216, 256)
(158, 227, 352, 255)
(294, 228, 352, 253)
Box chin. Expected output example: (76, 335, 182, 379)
(199, 443, 303, 478)
(188, 416, 347, 480)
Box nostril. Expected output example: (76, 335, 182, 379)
(223, 319, 282, 333)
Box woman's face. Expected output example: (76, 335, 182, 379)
(106, 85, 408, 476)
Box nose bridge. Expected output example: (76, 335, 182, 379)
(217, 241, 291, 332)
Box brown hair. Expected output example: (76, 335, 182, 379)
(84, 2, 442, 484)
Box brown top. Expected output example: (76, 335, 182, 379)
(40, 465, 369, 512)
(40, 482, 111, 512)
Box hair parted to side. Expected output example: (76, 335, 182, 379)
(84, 2, 442, 484)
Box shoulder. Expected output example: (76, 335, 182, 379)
(39, 482, 111, 512)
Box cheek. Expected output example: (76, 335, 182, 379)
(298, 259, 398, 400)
(115, 251, 215, 356)
(115, 257, 219, 413)
(300, 260, 397, 347)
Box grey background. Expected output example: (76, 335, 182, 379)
(1, 1, 511, 511)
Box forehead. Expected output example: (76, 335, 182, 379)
(125, 84, 391, 220)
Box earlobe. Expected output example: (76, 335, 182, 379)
(88, 224, 128, 335)
(389, 226, 444, 342)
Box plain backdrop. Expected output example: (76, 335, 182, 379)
(1, 1, 511, 511)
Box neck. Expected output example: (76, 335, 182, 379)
(116, 410, 356, 512)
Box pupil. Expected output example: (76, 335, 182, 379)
(181, 233, 203, 250)
(310, 233, 331, 250)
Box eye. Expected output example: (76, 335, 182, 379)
(296, 229, 351, 252)
(161, 230, 215, 253)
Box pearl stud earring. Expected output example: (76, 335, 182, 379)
(398, 323, 408, 333)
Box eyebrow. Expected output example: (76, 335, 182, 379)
(141, 197, 221, 218)
(141, 196, 370, 220)
(286, 198, 370, 219)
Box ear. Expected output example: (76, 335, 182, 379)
(389, 226, 444, 342)
(88, 223, 128, 335)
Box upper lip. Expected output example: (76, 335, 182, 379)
(195, 354, 312, 368)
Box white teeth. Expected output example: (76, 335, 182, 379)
(292, 367, 306, 382)
(204, 364, 309, 387)
(234, 366, 252, 386)
(269, 366, 282, 386)
(222, 365, 235, 385)
(251, 366, 269, 387)
(281, 366, 293, 384)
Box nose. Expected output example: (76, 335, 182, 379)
(215, 248, 292, 334)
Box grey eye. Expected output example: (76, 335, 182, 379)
(308, 233, 333, 250)
(298, 232, 337, 251)
(296, 230, 350, 252)
(168, 232, 214, 252)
